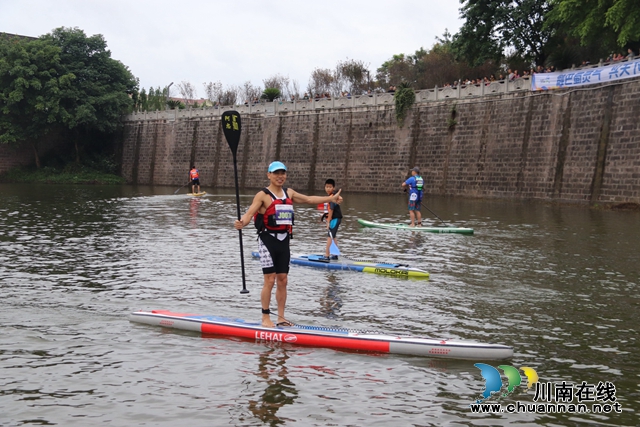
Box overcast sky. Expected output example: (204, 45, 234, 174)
(1, 0, 463, 97)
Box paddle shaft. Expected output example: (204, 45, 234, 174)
(221, 110, 249, 294)
(406, 187, 449, 225)
(173, 182, 190, 194)
(424, 204, 448, 224)
(232, 153, 249, 294)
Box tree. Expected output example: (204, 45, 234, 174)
(42, 27, 138, 163)
(203, 81, 222, 105)
(375, 38, 493, 90)
(263, 74, 294, 99)
(218, 86, 239, 106)
(240, 81, 262, 104)
(376, 53, 415, 88)
(307, 68, 334, 97)
(335, 58, 371, 94)
(0, 36, 74, 167)
(176, 81, 197, 106)
(138, 88, 148, 111)
(452, 0, 554, 67)
(547, 0, 640, 49)
(261, 88, 281, 102)
(203, 80, 239, 105)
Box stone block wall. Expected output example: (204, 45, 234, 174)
(119, 78, 640, 205)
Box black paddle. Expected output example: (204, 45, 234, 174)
(424, 204, 449, 225)
(173, 182, 190, 194)
(221, 110, 249, 294)
(404, 187, 450, 226)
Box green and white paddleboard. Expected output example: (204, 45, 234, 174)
(357, 218, 474, 235)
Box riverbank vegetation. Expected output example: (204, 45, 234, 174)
(0, 148, 124, 184)
(0, 27, 137, 175)
(0, 163, 125, 185)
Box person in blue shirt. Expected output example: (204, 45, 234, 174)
(401, 167, 424, 227)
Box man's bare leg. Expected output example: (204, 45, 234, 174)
(409, 210, 416, 226)
(261, 273, 276, 327)
(275, 273, 288, 325)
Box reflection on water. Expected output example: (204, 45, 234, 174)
(189, 197, 201, 228)
(0, 183, 639, 426)
(318, 273, 344, 319)
(247, 347, 298, 426)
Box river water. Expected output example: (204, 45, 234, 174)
(0, 183, 638, 427)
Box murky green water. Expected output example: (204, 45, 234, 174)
(1, 183, 638, 426)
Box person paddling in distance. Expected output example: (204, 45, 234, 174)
(189, 165, 201, 194)
(234, 161, 343, 328)
(321, 178, 342, 260)
(401, 166, 424, 227)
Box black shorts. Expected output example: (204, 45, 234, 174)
(191, 178, 200, 185)
(328, 218, 341, 237)
(258, 232, 290, 274)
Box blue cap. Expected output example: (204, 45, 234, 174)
(268, 161, 287, 172)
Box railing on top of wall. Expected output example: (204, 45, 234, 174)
(124, 76, 532, 121)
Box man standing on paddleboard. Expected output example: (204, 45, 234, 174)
(402, 166, 424, 227)
(189, 165, 201, 195)
(234, 161, 342, 328)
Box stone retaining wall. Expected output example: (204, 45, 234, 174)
(120, 78, 640, 205)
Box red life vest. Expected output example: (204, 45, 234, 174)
(254, 188, 294, 235)
(190, 169, 199, 179)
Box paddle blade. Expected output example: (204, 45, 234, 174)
(329, 231, 341, 256)
(221, 110, 242, 155)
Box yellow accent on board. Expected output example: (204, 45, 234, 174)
(361, 266, 429, 278)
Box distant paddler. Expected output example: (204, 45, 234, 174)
(189, 165, 201, 194)
(401, 166, 424, 227)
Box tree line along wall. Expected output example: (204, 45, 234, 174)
(119, 78, 640, 205)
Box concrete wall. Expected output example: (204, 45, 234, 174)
(119, 78, 640, 205)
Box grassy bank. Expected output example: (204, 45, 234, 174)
(0, 163, 125, 185)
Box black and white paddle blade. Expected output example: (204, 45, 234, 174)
(221, 110, 242, 155)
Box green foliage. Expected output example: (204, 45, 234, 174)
(0, 164, 125, 184)
(376, 34, 501, 90)
(166, 99, 184, 110)
(447, 103, 458, 130)
(452, 0, 554, 67)
(261, 87, 281, 102)
(394, 82, 415, 127)
(143, 86, 170, 111)
(0, 37, 73, 146)
(376, 53, 414, 88)
(41, 27, 138, 134)
(547, 0, 640, 49)
(0, 149, 125, 184)
(0, 27, 139, 169)
(335, 58, 371, 94)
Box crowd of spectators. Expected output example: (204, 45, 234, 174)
(437, 48, 637, 90)
(239, 49, 638, 105)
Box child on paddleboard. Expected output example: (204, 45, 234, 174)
(321, 178, 342, 260)
(234, 161, 343, 328)
(402, 166, 424, 227)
